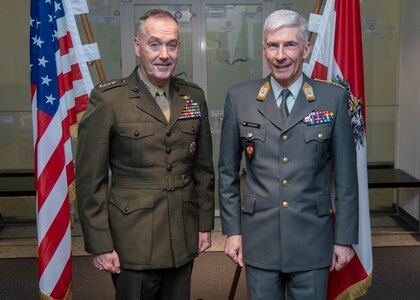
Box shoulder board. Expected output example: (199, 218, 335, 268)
(174, 77, 201, 90)
(96, 79, 128, 92)
(314, 78, 344, 89)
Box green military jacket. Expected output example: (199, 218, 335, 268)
(76, 68, 215, 270)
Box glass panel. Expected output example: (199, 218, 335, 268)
(0, 112, 33, 171)
(77, 0, 122, 82)
(133, 4, 193, 82)
(206, 4, 263, 134)
(205, 4, 263, 210)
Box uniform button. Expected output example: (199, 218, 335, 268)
(167, 164, 173, 171)
(166, 131, 171, 137)
(282, 201, 288, 208)
(282, 157, 289, 164)
(282, 179, 288, 186)
(134, 130, 140, 137)
(282, 135, 288, 141)
(166, 147, 172, 154)
(246, 133, 253, 139)
(241, 206, 245, 212)
(124, 206, 129, 213)
(318, 133, 324, 140)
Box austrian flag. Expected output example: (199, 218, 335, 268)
(30, 0, 100, 298)
(304, 0, 373, 299)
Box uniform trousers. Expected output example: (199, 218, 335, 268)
(112, 261, 193, 300)
(245, 264, 329, 300)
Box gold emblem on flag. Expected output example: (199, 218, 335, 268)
(256, 82, 270, 101)
(302, 82, 315, 101)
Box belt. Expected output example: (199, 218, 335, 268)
(112, 173, 192, 191)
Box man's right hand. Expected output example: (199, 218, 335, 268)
(224, 235, 243, 267)
(92, 250, 121, 274)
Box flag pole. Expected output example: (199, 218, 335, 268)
(308, 0, 324, 42)
(80, 14, 107, 83)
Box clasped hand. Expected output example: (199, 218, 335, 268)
(92, 250, 121, 274)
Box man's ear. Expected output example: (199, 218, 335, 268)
(134, 37, 141, 57)
(303, 41, 311, 60)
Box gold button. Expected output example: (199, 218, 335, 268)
(246, 132, 253, 139)
(282, 135, 288, 141)
(282, 179, 288, 186)
(282, 157, 289, 164)
(282, 201, 288, 208)
(318, 133, 324, 140)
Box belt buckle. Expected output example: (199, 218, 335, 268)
(166, 176, 175, 191)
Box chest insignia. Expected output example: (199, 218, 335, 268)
(304, 111, 334, 125)
(179, 100, 202, 119)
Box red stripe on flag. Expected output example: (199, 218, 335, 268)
(66, 160, 75, 186)
(31, 84, 37, 101)
(57, 66, 82, 100)
(36, 139, 66, 212)
(75, 94, 89, 113)
(58, 31, 73, 56)
(312, 62, 329, 81)
(35, 109, 53, 144)
(71, 61, 83, 81)
(51, 255, 72, 299)
(38, 194, 71, 277)
(334, 0, 366, 120)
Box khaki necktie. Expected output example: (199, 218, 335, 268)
(156, 88, 170, 122)
(279, 89, 291, 126)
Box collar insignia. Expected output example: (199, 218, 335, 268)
(302, 82, 315, 101)
(256, 82, 270, 101)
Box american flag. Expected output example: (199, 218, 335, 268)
(30, 0, 98, 298)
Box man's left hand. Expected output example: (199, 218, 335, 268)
(198, 231, 211, 253)
(330, 244, 354, 271)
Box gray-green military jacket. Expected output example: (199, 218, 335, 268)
(76, 68, 215, 270)
(219, 74, 358, 272)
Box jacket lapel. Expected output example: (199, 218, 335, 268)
(256, 76, 284, 130)
(168, 78, 187, 126)
(284, 75, 317, 132)
(128, 69, 168, 124)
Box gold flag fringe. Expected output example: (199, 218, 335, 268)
(68, 180, 76, 229)
(336, 273, 373, 300)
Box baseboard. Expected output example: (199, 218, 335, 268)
(398, 206, 419, 231)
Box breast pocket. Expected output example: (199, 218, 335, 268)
(117, 122, 155, 167)
(303, 125, 333, 168)
(239, 125, 266, 163)
(179, 121, 200, 163)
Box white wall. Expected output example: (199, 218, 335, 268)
(396, 0, 420, 219)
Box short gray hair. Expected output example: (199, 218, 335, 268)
(263, 10, 308, 45)
(137, 9, 179, 40)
